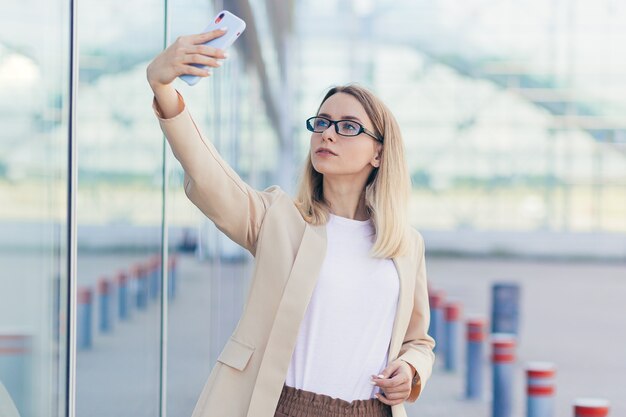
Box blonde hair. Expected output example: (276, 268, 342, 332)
(294, 84, 413, 258)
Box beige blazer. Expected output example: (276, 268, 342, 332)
(152, 90, 436, 417)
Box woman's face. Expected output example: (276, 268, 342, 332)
(309, 93, 381, 179)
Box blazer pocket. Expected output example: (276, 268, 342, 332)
(217, 337, 255, 371)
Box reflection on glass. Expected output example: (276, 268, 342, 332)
(0, 1, 70, 416)
(74, 0, 165, 415)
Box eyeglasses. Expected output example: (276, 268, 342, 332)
(306, 116, 383, 143)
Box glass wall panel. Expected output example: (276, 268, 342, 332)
(0, 1, 70, 416)
(74, 0, 165, 415)
(3, 0, 288, 416)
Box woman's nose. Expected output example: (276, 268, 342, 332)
(321, 125, 336, 142)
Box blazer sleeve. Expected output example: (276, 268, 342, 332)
(397, 230, 436, 402)
(151, 89, 278, 257)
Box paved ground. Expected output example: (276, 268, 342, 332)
(2, 251, 624, 416)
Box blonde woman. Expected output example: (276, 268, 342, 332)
(147, 28, 435, 417)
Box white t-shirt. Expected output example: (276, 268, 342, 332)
(285, 213, 400, 402)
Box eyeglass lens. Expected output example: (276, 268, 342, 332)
(310, 117, 361, 136)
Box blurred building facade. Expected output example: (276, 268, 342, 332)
(0, 0, 625, 416)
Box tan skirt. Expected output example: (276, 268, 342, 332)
(274, 383, 393, 417)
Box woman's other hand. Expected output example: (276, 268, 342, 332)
(370, 359, 416, 406)
(146, 28, 229, 89)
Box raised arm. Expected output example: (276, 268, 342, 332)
(147, 31, 280, 256)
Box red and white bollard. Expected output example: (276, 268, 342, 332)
(574, 399, 610, 417)
(428, 289, 445, 355)
(526, 361, 556, 417)
(116, 271, 129, 320)
(168, 255, 178, 300)
(149, 255, 161, 300)
(492, 333, 516, 417)
(98, 277, 112, 333)
(77, 287, 93, 349)
(132, 264, 148, 310)
(0, 333, 33, 416)
(444, 300, 461, 371)
(465, 317, 486, 400)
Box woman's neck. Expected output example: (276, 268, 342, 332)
(322, 177, 369, 220)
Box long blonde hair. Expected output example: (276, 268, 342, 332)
(295, 84, 413, 259)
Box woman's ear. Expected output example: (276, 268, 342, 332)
(372, 144, 382, 167)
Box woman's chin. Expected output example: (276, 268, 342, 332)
(311, 162, 327, 174)
(312, 164, 334, 176)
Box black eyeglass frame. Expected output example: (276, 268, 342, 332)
(306, 116, 384, 143)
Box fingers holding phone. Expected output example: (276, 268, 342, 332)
(181, 30, 230, 74)
(146, 28, 229, 89)
(179, 10, 246, 86)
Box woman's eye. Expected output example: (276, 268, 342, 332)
(315, 119, 329, 129)
(341, 122, 357, 131)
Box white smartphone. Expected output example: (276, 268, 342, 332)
(179, 10, 246, 86)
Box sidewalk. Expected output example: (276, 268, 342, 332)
(408, 256, 626, 417)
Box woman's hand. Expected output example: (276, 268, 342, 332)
(146, 28, 229, 89)
(370, 359, 416, 406)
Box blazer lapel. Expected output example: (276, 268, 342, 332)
(388, 255, 413, 362)
(385, 255, 413, 417)
(246, 222, 327, 417)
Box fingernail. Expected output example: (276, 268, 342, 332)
(215, 61, 223, 66)
(377, 374, 385, 378)
(369, 380, 376, 385)
(223, 52, 229, 58)
(221, 26, 228, 32)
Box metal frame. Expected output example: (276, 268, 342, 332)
(159, 0, 171, 415)
(65, 0, 78, 414)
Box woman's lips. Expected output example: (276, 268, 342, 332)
(316, 148, 337, 156)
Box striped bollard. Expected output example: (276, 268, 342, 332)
(0, 333, 33, 417)
(133, 264, 148, 310)
(492, 333, 516, 417)
(149, 255, 160, 300)
(116, 271, 129, 320)
(77, 287, 93, 349)
(526, 362, 556, 417)
(444, 301, 461, 372)
(428, 289, 445, 356)
(574, 399, 609, 417)
(98, 278, 112, 333)
(491, 283, 520, 336)
(168, 255, 178, 300)
(466, 317, 486, 400)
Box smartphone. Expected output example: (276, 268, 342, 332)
(179, 10, 246, 86)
